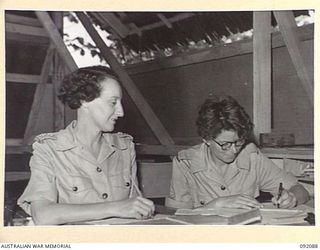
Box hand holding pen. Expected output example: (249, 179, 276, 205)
(272, 182, 297, 209)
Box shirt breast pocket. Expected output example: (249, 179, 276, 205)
(108, 171, 131, 200)
(62, 176, 97, 203)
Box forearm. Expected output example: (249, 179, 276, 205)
(31, 200, 121, 225)
(289, 184, 309, 205)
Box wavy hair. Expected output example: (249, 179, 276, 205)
(196, 96, 253, 140)
(58, 66, 120, 109)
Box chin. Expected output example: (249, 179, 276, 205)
(102, 125, 115, 133)
(223, 157, 237, 164)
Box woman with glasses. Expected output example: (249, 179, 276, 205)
(166, 96, 309, 210)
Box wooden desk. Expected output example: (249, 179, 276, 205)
(64, 203, 314, 226)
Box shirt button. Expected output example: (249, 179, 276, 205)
(125, 182, 130, 187)
(96, 167, 102, 172)
(200, 201, 205, 205)
(220, 185, 226, 190)
(72, 186, 78, 192)
(102, 193, 108, 199)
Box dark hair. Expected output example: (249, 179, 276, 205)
(196, 96, 253, 140)
(58, 65, 120, 109)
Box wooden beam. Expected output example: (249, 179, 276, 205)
(127, 13, 194, 35)
(5, 23, 48, 37)
(125, 24, 314, 75)
(23, 46, 54, 145)
(76, 12, 175, 147)
(136, 144, 188, 156)
(273, 11, 313, 104)
(96, 12, 130, 38)
(35, 11, 78, 72)
(157, 14, 173, 29)
(261, 147, 314, 160)
(5, 139, 31, 154)
(52, 12, 67, 131)
(6, 138, 24, 146)
(253, 11, 272, 138)
(5, 13, 42, 27)
(6, 73, 41, 84)
(5, 32, 50, 45)
(117, 12, 142, 36)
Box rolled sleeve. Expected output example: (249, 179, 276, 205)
(17, 142, 57, 215)
(165, 157, 193, 209)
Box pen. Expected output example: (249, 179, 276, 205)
(277, 182, 283, 208)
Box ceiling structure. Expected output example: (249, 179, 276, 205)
(87, 11, 310, 54)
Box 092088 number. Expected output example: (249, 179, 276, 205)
(300, 244, 318, 248)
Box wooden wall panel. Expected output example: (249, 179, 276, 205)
(117, 54, 254, 145)
(272, 40, 313, 144)
(118, 37, 313, 145)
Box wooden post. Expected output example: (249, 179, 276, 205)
(253, 11, 272, 140)
(76, 12, 175, 148)
(23, 45, 54, 145)
(35, 11, 78, 72)
(273, 11, 313, 105)
(51, 12, 67, 131)
(36, 11, 79, 130)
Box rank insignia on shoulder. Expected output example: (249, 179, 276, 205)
(34, 133, 57, 143)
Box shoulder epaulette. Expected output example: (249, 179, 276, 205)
(177, 148, 194, 161)
(117, 132, 133, 140)
(34, 133, 57, 143)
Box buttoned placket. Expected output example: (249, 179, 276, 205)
(203, 151, 230, 194)
(71, 143, 115, 201)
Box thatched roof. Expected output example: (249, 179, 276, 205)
(6, 10, 313, 64)
(88, 11, 310, 51)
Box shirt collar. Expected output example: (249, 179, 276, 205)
(54, 120, 128, 151)
(178, 142, 257, 173)
(177, 143, 208, 173)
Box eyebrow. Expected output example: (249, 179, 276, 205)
(217, 139, 241, 143)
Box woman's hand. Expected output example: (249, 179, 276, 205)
(114, 196, 155, 220)
(205, 194, 263, 209)
(271, 189, 297, 208)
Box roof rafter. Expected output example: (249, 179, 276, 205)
(273, 10, 313, 105)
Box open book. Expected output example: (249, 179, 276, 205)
(259, 203, 309, 225)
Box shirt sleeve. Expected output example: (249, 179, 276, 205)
(255, 151, 298, 194)
(128, 139, 140, 198)
(17, 141, 58, 215)
(165, 156, 193, 209)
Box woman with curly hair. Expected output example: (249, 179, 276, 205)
(166, 96, 309, 210)
(18, 66, 154, 225)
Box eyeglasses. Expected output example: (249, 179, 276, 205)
(212, 138, 246, 151)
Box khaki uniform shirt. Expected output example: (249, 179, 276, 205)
(166, 143, 297, 209)
(18, 121, 139, 215)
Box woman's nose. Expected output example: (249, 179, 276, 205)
(116, 103, 124, 117)
(231, 143, 238, 153)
